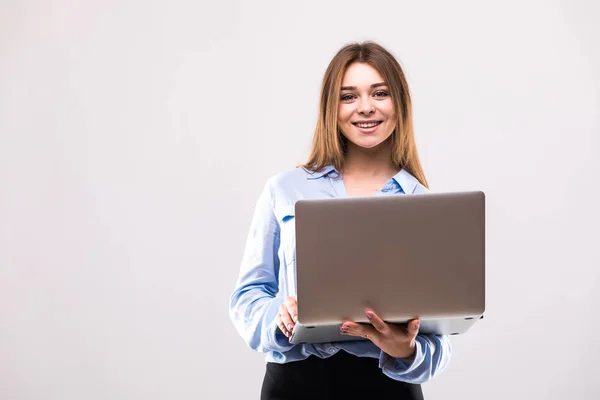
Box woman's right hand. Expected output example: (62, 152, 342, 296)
(276, 296, 298, 338)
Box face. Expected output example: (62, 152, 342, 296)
(337, 62, 396, 150)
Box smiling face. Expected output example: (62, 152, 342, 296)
(337, 62, 397, 150)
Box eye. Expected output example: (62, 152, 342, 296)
(340, 93, 356, 101)
(373, 91, 389, 98)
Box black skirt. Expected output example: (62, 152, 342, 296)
(260, 350, 424, 400)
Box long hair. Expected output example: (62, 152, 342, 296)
(302, 41, 429, 188)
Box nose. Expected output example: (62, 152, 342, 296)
(357, 96, 375, 115)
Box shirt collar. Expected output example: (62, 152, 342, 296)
(304, 165, 338, 180)
(391, 169, 419, 194)
(305, 164, 420, 194)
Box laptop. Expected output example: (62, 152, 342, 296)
(288, 190, 485, 345)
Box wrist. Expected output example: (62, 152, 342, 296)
(389, 340, 416, 359)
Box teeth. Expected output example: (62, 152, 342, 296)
(356, 122, 380, 128)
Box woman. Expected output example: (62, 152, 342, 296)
(229, 41, 451, 399)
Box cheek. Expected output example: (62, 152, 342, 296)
(379, 100, 395, 119)
(338, 105, 354, 123)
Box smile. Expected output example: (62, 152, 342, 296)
(352, 121, 382, 128)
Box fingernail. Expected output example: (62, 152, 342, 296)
(366, 311, 373, 319)
(287, 324, 294, 331)
(293, 315, 298, 322)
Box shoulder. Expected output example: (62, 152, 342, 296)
(261, 166, 315, 206)
(262, 166, 310, 196)
(266, 166, 311, 187)
(257, 167, 314, 221)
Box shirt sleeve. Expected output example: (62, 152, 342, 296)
(228, 179, 295, 354)
(378, 333, 452, 384)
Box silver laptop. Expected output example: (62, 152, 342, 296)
(289, 190, 485, 345)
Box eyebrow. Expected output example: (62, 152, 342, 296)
(340, 82, 388, 91)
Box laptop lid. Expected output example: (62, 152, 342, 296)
(293, 191, 485, 325)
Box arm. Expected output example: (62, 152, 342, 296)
(379, 333, 451, 384)
(342, 311, 451, 384)
(228, 180, 295, 354)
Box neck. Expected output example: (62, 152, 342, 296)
(343, 138, 398, 178)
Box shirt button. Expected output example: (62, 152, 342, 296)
(328, 348, 336, 354)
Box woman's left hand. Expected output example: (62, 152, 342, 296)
(340, 309, 420, 359)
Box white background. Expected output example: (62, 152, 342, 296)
(1, 0, 599, 398)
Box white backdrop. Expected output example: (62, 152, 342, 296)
(1, 0, 599, 399)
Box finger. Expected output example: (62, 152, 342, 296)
(276, 314, 290, 337)
(407, 318, 421, 339)
(344, 327, 375, 340)
(277, 318, 290, 337)
(279, 303, 295, 334)
(277, 305, 292, 337)
(366, 309, 389, 333)
(284, 296, 298, 323)
(341, 321, 377, 339)
(343, 327, 369, 338)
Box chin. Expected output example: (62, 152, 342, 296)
(350, 136, 387, 149)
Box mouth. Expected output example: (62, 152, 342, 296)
(352, 121, 383, 129)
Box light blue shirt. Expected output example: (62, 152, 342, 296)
(229, 165, 451, 384)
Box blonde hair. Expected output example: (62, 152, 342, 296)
(302, 41, 428, 188)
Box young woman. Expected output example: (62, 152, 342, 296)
(229, 41, 451, 399)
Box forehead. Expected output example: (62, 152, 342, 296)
(341, 62, 385, 86)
